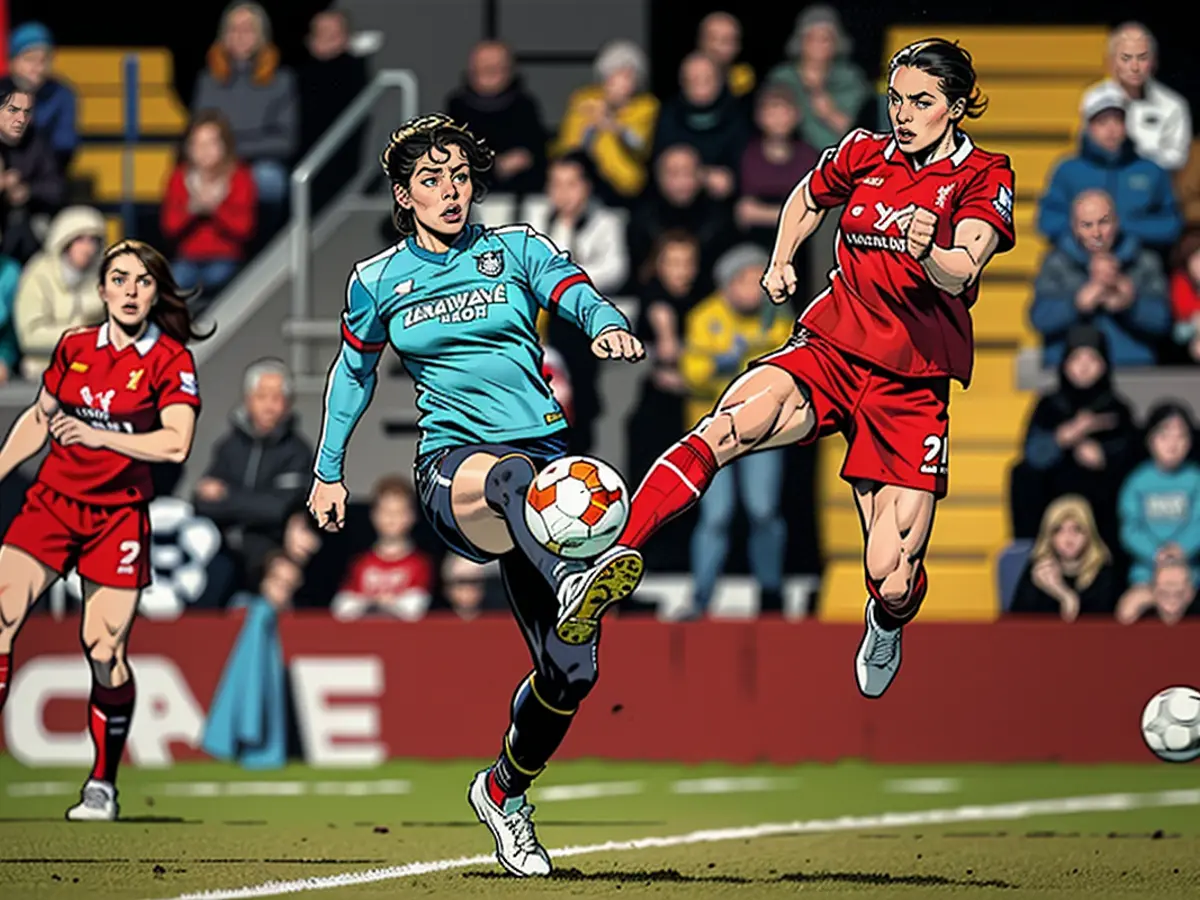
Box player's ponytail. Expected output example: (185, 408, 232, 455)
(379, 113, 494, 237)
(99, 240, 216, 346)
(889, 38, 988, 121)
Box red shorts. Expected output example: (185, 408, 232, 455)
(4, 483, 152, 589)
(756, 328, 951, 498)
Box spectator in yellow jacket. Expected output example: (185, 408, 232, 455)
(554, 40, 659, 205)
(679, 244, 791, 617)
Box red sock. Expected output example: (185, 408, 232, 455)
(486, 768, 508, 807)
(868, 565, 928, 629)
(0, 653, 10, 712)
(619, 434, 718, 549)
(88, 679, 135, 785)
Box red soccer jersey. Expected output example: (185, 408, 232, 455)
(804, 128, 1016, 386)
(39, 324, 202, 505)
(341, 548, 435, 599)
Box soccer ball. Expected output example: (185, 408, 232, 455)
(524, 456, 629, 560)
(1141, 686, 1200, 763)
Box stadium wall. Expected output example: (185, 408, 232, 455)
(2, 616, 1192, 767)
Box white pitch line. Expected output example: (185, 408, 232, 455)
(885, 777, 962, 795)
(533, 780, 644, 802)
(5, 781, 78, 798)
(145, 788, 1200, 900)
(157, 780, 411, 798)
(671, 776, 797, 794)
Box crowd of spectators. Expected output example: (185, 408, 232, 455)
(1012, 20, 1200, 624)
(0, 6, 368, 385)
(4, 8, 1196, 622)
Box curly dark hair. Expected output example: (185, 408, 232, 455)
(380, 113, 495, 237)
(888, 38, 988, 120)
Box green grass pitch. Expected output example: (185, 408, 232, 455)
(1, 755, 1198, 898)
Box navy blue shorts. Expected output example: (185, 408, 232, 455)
(414, 433, 570, 564)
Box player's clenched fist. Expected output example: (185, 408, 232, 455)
(308, 478, 348, 532)
(591, 328, 645, 362)
(902, 207, 939, 261)
(49, 412, 104, 449)
(761, 263, 797, 304)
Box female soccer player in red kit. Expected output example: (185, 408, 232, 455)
(0, 240, 207, 821)
(567, 39, 1015, 696)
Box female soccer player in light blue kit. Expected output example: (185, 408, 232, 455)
(306, 114, 644, 877)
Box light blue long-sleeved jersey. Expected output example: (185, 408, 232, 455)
(314, 223, 630, 481)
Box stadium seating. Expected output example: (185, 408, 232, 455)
(815, 25, 1109, 623)
(51, 47, 187, 241)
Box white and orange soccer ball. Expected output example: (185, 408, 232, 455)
(524, 456, 630, 560)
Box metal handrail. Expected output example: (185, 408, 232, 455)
(290, 69, 419, 376)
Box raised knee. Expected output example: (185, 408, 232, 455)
(537, 661, 598, 711)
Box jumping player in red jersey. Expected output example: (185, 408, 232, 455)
(0, 240, 208, 821)
(559, 38, 1015, 696)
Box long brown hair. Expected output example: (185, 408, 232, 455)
(1031, 494, 1110, 590)
(99, 240, 215, 345)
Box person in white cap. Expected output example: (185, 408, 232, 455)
(1038, 82, 1181, 252)
(1080, 22, 1191, 172)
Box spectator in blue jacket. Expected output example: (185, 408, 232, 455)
(1038, 84, 1181, 252)
(1031, 189, 1170, 367)
(1116, 402, 1200, 623)
(8, 22, 78, 173)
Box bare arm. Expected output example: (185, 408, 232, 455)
(0, 388, 58, 482)
(921, 218, 1002, 296)
(52, 404, 197, 464)
(768, 175, 829, 269)
(101, 404, 196, 463)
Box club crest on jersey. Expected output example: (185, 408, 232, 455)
(126, 369, 144, 391)
(476, 250, 504, 277)
(992, 183, 1013, 223)
(79, 386, 115, 414)
(935, 183, 957, 209)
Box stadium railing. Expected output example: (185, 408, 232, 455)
(287, 69, 418, 379)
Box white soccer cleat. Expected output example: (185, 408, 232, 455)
(855, 599, 903, 698)
(468, 770, 552, 877)
(554, 545, 644, 644)
(66, 779, 118, 822)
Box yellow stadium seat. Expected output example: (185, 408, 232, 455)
(1004, 143, 1068, 199)
(76, 94, 189, 136)
(883, 26, 1108, 78)
(52, 48, 175, 89)
(53, 48, 187, 139)
(70, 146, 178, 203)
(962, 81, 1092, 139)
(816, 559, 997, 621)
(105, 216, 123, 246)
(824, 503, 1008, 557)
(819, 443, 1016, 503)
(973, 282, 1037, 345)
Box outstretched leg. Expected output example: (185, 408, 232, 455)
(67, 582, 140, 822)
(469, 550, 601, 877)
(853, 483, 936, 698)
(618, 365, 813, 551)
(449, 449, 645, 646)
